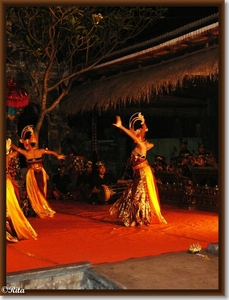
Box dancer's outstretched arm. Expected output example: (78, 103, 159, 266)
(113, 116, 146, 154)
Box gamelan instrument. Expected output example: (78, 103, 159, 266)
(97, 183, 128, 204)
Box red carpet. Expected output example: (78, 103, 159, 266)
(6, 200, 218, 274)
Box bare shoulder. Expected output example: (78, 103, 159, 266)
(145, 141, 154, 150)
(35, 148, 46, 155)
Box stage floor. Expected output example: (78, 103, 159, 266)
(6, 199, 218, 275)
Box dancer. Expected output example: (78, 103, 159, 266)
(11, 125, 65, 218)
(6, 138, 37, 242)
(109, 113, 167, 226)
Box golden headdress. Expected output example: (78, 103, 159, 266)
(129, 112, 148, 140)
(20, 125, 38, 147)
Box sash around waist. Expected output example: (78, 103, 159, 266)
(27, 162, 43, 171)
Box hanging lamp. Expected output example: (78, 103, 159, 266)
(6, 77, 29, 120)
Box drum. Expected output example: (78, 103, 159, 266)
(98, 185, 116, 203)
(97, 183, 128, 204)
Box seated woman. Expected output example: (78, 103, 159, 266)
(6, 138, 37, 242)
(11, 125, 65, 218)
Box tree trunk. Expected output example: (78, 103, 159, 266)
(35, 111, 46, 137)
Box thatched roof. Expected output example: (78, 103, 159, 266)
(61, 45, 218, 115)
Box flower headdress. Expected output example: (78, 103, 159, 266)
(85, 161, 93, 167)
(96, 161, 105, 167)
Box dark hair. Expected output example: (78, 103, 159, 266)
(24, 131, 32, 139)
(133, 120, 143, 131)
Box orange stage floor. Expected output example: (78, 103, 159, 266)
(6, 200, 218, 274)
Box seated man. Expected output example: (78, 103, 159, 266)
(88, 161, 118, 205)
(52, 165, 74, 200)
(196, 143, 218, 168)
(180, 154, 193, 180)
(179, 138, 191, 157)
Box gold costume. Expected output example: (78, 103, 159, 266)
(26, 158, 56, 218)
(6, 175, 37, 241)
(110, 149, 167, 226)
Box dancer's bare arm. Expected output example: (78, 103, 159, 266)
(113, 116, 146, 153)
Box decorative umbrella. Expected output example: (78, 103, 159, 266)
(6, 77, 29, 119)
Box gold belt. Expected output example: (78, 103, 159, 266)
(29, 163, 43, 171)
(132, 160, 148, 170)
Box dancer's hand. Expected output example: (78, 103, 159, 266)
(113, 116, 122, 128)
(57, 154, 66, 160)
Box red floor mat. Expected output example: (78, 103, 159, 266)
(6, 201, 218, 274)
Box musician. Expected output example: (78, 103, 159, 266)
(52, 164, 74, 200)
(76, 160, 94, 187)
(196, 143, 218, 168)
(180, 153, 193, 180)
(151, 155, 167, 172)
(179, 138, 191, 157)
(198, 143, 207, 155)
(88, 161, 118, 204)
(166, 157, 178, 172)
(75, 160, 94, 202)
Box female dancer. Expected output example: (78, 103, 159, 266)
(11, 125, 65, 218)
(6, 138, 37, 242)
(109, 113, 167, 226)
